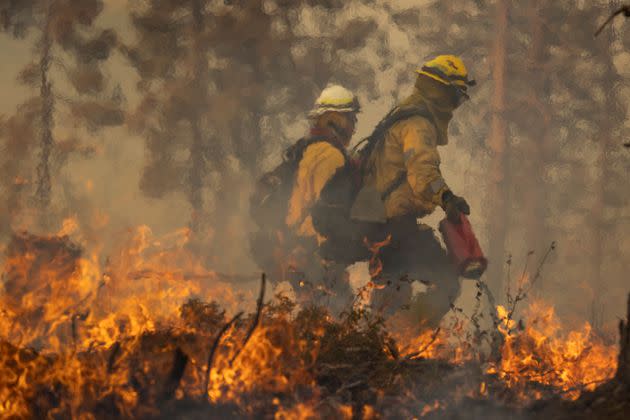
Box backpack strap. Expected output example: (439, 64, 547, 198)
(380, 171, 407, 201)
(284, 134, 346, 164)
(356, 105, 435, 169)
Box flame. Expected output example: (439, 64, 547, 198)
(0, 224, 256, 417)
(0, 223, 620, 417)
(487, 299, 617, 400)
(479, 381, 487, 396)
(204, 316, 317, 405)
(420, 400, 442, 417)
(364, 235, 392, 279)
(391, 311, 476, 364)
(57, 216, 80, 236)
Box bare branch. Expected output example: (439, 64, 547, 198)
(204, 311, 243, 398)
(406, 327, 441, 360)
(595, 5, 630, 37)
(229, 273, 266, 366)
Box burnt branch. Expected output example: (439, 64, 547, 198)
(204, 311, 243, 399)
(505, 242, 556, 335)
(230, 273, 266, 366)
(107, 342, 122, 373)
(405, 327, 441, 360)
(160, 348, 189, 401)
(595, 5, 630, 37)
(476, 279, 505, 361)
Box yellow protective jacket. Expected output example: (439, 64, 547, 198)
(286, 137, 346, 241)
(363, 76, 456, 219)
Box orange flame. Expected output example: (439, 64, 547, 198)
(364, 234, 392, 279)
(0, 223, 620, 417)
(487, 299, 617, 400)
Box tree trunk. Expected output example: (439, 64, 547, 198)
(188, 0, 206, 236)
(35, 1, 54, 225)
(591, 1, 619, 331)
(522, 0, 551, 293)
(485, 0, 510, 297)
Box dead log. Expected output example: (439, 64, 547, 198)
(616, 293, 630, 384)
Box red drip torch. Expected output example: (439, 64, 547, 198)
(439, 214, 488, 279)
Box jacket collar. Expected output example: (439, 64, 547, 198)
(309, 127, 346, 149)
(399, 76, 457, 146)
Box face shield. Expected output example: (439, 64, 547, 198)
(452, 85, 470, 107)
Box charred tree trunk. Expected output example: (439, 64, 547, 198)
(188, 0, 207, 236)
(523, 0, 551, 293)
(35, 1, 54, 223)
(485, 0, 510, 296)
(591, 1, 620, 330)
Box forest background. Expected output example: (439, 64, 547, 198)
(0, 0, 628, 333)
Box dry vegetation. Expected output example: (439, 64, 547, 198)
(0, 232, 627, 419)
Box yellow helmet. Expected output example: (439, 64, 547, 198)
(309, 84, 361, 118)
(416, 55, 476, 90)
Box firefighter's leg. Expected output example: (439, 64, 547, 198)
(407, 229, 461, 328)
(320, 260, 354, 316)
(369, 271, 413, 316)
(286, 242, 322, 305)
(369, 231, 414, 316)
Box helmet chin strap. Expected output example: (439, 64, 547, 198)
(327, 119, 352, 144)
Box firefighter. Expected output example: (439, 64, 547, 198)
(358, 55, 477, 326)
(250, 84, 360, 312)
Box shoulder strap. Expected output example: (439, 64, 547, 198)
(283, 136, 318, 162)
(355, 105, 435, 166)
(285, 135, 349, 168)
(380, 171, 407, 201)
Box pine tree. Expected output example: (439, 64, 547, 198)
(0, 0, 122, 231)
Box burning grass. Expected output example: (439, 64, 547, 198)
(0, 230, 627, 419)
(487, 301, 617, 401)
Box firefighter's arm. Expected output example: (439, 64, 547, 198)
(399, 117, 450, 208)
(309, 144, 346, 198)
(286, 143, 345, 229)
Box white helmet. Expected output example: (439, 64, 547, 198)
(309, 84, 361, 118)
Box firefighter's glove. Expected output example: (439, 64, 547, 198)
(442, 191, 470, 224)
